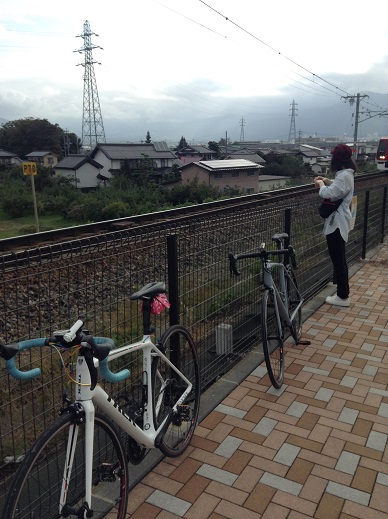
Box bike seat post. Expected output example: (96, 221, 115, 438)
(141, 298, 153, 336)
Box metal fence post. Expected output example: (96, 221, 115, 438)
(167, 233, 180, 369)
(381, 187, 387, 243)
(362, 191, 370, 259)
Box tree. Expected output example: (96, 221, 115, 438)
(0, 118, 80, 159)
(176, 136, 187, 151)
(208, 141, 221, 158)
(145, 131, 151, 143)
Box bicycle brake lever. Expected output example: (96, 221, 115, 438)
(83, 349, 98, 390)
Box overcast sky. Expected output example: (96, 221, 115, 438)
(1, 0, 388, 144)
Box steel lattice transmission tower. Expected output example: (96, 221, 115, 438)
(288, 99, 298, 144)
(239, 117, 245, 143)
(74, 20, 106, 151)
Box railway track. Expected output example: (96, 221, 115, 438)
(0, 172, 386, 260)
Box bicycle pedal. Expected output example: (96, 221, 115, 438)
(96, 462, 119, 483)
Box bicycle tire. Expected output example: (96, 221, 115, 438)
(152, 324, 200, 457)
(2, 411, 129, 519)
(261, 289, 285, 389)
(286, 267, 302, 343)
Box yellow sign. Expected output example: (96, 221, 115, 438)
(22, 162, 37, 176)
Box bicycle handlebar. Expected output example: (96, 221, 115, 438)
(228, 245, 298, 276)
(0, 323, 130, 383)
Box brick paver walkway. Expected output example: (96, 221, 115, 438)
(121, 243, 388, 518)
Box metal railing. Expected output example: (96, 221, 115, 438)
(0, 176, 387, 512)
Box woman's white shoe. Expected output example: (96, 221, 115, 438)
(325, 295, 350, 307)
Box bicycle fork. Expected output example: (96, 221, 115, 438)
(60, 400, 95, 518)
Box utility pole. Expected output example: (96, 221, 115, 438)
(342, 93, 369, 159)
(74, 20, 106, 152)
(288, 100, 298, 145)
(239, 117, 245, 143)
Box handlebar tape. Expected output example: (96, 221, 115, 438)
(4, 338, 47, 380)
(3, 336, 130, 383)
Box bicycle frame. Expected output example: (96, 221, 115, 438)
(262, 259, 303, 337)
(60, 334, 193, 514)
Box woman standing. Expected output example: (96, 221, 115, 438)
(315, 144, 356, 307)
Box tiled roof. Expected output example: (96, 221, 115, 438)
(226, 153, 266, 164)
(0, 150, 19, 158)
(26, 151, 56, 157)
(91, 142, 176, 160)
(55, 155, 103, 170)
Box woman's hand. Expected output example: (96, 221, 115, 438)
(314, 176, 332, 187)
(314, 177, 325, 188)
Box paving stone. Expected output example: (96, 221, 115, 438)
(377, 402, 388, 418)
(335, 451, 360, 475)
(215, 403, 246, 418)
(338, 407, 359, 425)
(146, 490, 191, 516)
(260, 472, 303, 496)
(286, 401, 308, 418)
(326, 481, 370, 505)
(273, 443, 301, 466)
(252, 417, 277, 436)
(214, 436, 243, 458)
(366, 431, 388, 452)
(196, 463, 238, 486)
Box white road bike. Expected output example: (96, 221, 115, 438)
(0, 282, 200, 519)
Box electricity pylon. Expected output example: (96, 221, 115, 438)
(288, 100, 298, 144)
(239, 117, 245, 143)
(74, 20, 106, 151)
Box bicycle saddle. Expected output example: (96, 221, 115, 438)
(272, 233, 288, 242)
(130, 281, 166, 300)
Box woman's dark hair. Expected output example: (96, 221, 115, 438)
(330, 156, 357, 173)
(330, 143, 357, 173)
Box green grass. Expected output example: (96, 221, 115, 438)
(0, 214, 81, 239)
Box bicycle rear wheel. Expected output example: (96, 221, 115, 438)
(152, 324, 200, 457)
(2, 411, 128, 519)
(286, 267, 302, 343)
(261, 289, 285, 389)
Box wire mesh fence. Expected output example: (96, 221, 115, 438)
(0, 178, 387, 513)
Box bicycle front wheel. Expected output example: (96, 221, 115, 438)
(152, 324, 200, 457)
(262, 289, 285, 389)
(2, 411, 129, 519)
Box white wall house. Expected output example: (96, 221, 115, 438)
(90, 142, 177, 178)
(54, 155, 105, 189)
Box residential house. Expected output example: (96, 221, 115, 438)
(226, 147, 266, 166)
(54, 155, 105, 190)
(258, 174, 289, 192)
(0, 150, 23, 168)
(311, 160, 331, 176)
(175, 145, 217, 165)
(90, 142, 178, 180)
(179, 159, 263, 194)
(25, 151, 59, 167)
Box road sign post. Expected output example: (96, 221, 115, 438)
(22, 162, 39, 233)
